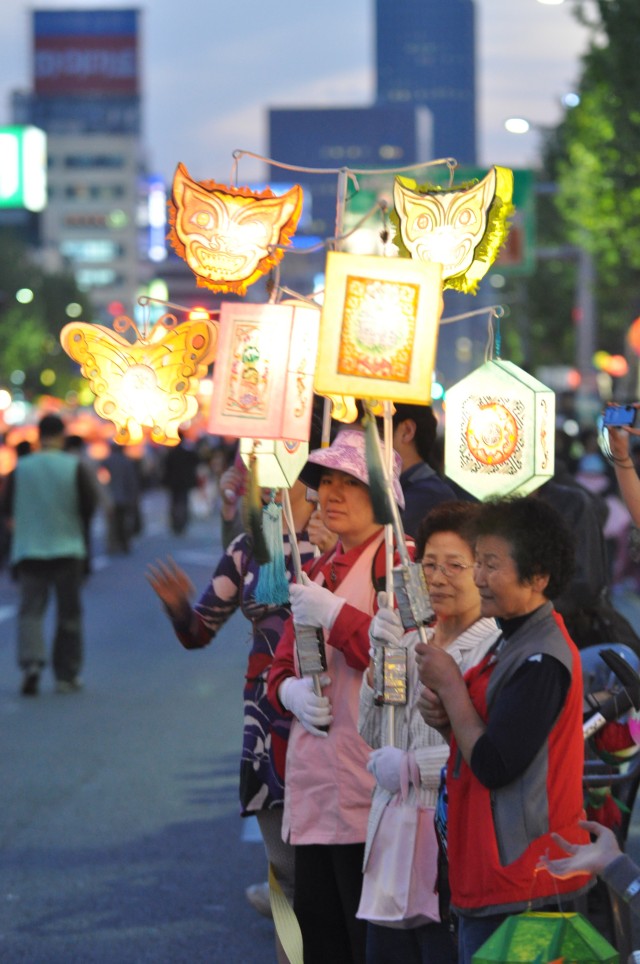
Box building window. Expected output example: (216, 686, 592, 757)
(64, 154, 126, 169)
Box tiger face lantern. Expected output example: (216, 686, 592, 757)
(168, 163, 303, 295)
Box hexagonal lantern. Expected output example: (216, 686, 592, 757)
(444, 359, 555, 501)
(239, 438, 309, 490)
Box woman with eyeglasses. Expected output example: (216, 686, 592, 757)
(357, 502, 500, 964)
(416, 497, 593, 964)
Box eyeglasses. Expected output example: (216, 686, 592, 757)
(421, 561, 473, 579)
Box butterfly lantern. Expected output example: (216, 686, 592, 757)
(168, 163, 303, 296)
(392, 166, 514, 294)
(60, 313, 218, 446)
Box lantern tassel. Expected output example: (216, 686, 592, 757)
(242, 454, 270, 565)
(363, 408, 394, 526)
(254, 497, 290, 606)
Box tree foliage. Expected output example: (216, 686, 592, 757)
(498, 0, 640, 373)
(554, 0, 640, 346)
(0, 231, 93, 400)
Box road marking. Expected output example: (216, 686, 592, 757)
(241, 816, 262, 843)
(175, 550, 215, 567)
(0, 604, 16, 623)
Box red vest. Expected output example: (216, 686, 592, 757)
(447, 609, 591, 914)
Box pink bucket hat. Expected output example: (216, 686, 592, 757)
(299, 428, 405, 509)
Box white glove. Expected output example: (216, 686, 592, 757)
(366, 746, 406, 794)
(289, 573, 345, 630)
(279, 675, 332, 738)
(369, 592, 407, 648)
(369, 606, 406, 647)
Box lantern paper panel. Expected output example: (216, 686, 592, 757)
(209, 301, 320, 442)
(168, 163, 303, 296)
(60, 315, 218, 446)
(239, 438, 309, 490)
(444, 359, 554, 501)
(473, 911, 618, 963)
(314, 252, 443, 405)
(392, 166, 514, 295)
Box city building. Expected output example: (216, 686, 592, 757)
(269, 104, 432, 240)
(11, 8, 157, 323)
(375, 0, 476, 164)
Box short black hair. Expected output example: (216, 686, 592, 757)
(474, 496, 575, 599)
(392, 403, 438, 463)
(415, 500, 481, 559)
(38, 414, 65, 440)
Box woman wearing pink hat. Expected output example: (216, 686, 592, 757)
(267, 428, 409, 964)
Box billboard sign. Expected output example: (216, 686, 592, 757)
(0, 126, 47, 212)
(33, 9, 139, 96)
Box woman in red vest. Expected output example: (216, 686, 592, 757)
(416, 496, 592, 964)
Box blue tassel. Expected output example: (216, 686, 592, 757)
(254, 496, 290, 606)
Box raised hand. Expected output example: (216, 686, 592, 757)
(146, 555, 195, 623)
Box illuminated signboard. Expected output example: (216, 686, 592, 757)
(0, 126, 47, 212)
(33, 9, 139, 96)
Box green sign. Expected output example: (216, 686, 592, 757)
(0, 126, 47, 213)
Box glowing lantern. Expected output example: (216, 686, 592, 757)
(473, 912, 617, 963)
(239, 438, 309, 489)
(168, 163, 303, 296)
(628, 316, 640, 357)
(392, 166, 514, 294)
(314, 251, 443, 407)
(60, 314, 217, 446)
(444, 359, 555, 500)
(209, 301, 320, 442)
(603, 354, 628, 378)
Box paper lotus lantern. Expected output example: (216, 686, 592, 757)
(473, 911, 617, 963)
(444, 359, 554, 500)
(209, 301, 320, 442)
(314, 251, 443, 407)
(168, 163, 303, 296)
(392, 166, 514, 294)
(60, 314, 217, 446)
(239, 438, 309, 490)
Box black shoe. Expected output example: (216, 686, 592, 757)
(21, 672, 40, 696)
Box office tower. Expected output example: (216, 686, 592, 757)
(376, 0, 477, 164)
(12, 9, 145, 322)
(269, 103, 431, 238)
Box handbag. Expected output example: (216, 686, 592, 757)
(357, 795, 441, 929)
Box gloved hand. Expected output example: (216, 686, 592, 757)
(289, 573, 345, 630)
(366, 746, 406, 794)
(278, 675, 332, 738)
(369, 592, 407, 649)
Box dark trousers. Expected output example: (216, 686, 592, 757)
(17, 558, 85, 681)
(366, 920, 456, 964)
(294, 842, 367, 964)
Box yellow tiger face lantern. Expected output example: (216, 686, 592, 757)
(392, 166, 513, 294)
(168, 163, 303, 295)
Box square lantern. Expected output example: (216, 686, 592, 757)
(473, 911, 617, 963)
(445, 359, 555, 501)
(314, 252, 443, 404)
(209, 301, 320, 441)
(239, 438, 309, 490)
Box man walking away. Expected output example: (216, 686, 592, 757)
(5, 414, 98, 696)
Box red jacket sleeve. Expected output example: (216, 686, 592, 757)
(327, 603, 372, 671)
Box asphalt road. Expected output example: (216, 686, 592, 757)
(0, 491, 277, 963)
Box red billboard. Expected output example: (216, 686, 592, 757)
(33, 9, 139, 97)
